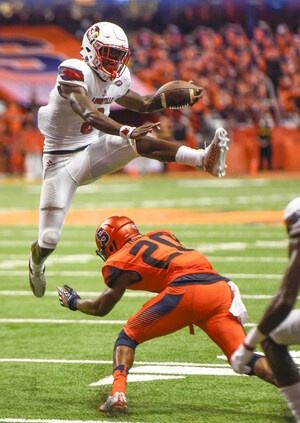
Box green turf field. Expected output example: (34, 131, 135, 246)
(0, 174, 299, 423)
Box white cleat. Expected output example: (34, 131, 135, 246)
(29, 260, 46, 297)
(98, 392, 127, 414)
(202, 127, 230, 177)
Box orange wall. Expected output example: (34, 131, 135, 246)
(227, 126, 300, 175)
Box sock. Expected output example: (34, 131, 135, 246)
(29, 252, 45, 274)
(280, 382, 300, 422)
(110, 364, 129, 396)
(175, 145, 205, 168)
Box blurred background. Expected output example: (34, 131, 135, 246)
(0, 0, 299, 179)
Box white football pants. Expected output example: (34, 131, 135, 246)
(270, 309, 300, 345)
(38, 134, 138, 249)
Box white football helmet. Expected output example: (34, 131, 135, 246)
(284, 197, 300, 237)
(81, 21, 130, 81)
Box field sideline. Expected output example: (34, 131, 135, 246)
(0, 174, 299, 422)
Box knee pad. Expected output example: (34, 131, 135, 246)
(114, 329, 138, 351)
(40, 177, 68, 210)
(39, 228, 61, 249)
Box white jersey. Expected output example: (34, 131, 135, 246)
(38, 58, 131, 152)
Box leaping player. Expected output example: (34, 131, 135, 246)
(29, 21, 230, 298)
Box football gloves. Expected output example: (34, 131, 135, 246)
(230, 343, 253, 374)
(57, 284, 81, 311)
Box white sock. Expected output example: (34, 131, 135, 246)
(280, 382, 300, 422)
(30, 252, 45, 274)
(175, 146, 205, 168)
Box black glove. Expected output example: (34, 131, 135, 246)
(57, 284, 81, 311)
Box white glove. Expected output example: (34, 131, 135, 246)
(231, 326, 267, 374)
(230, 343, 253, 374)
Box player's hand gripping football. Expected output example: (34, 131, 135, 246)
(230, 343, 253, 374)
(131, 122, 160, 139)
(188, 80, 203, 106)
(57, 284, 81, 311)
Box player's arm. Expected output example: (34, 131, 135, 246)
(57, 270, 139, 316)
(59, 84, 159, 139)
(257, 237, 300, 335)
(231, 236, 300, 374)
(115, 81, 203, 113)
(115, 90, 162, 113)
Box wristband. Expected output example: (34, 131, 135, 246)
(119, 125, 136, 141)
(69, 296, 79, 311)
(244, 326, 266, 349)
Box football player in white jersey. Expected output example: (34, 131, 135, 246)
(231, 197, 300, 422)
(29, 21, 230, 297)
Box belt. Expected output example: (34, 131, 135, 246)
(169, 273, 230, 286)
(43, 144, 90, 155)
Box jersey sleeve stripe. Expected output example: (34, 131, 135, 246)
(59, 66, 85, 82)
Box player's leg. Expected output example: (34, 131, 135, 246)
(99, 333, 136, 414)
(191, 281, 275, 384)
(262, 337, 300, 421)
(99, 290, 191, 413)
(136, 127, 230, 177)
(70, 130, 230, 183)
(66, 134, 139, 185)
(200, 311, 275, 384)
(269, 309, 300, 345)
(29, 156, 78, 297)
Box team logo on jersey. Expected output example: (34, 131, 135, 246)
(59, 66, 84, 81)
(87, 25, 100, 43)
(115, 80, 123, 86)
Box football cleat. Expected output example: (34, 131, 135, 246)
(29, 259, 46, 298)
(201, 127, 230, 177)
(98, 392, 127, 414)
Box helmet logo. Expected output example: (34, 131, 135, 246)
(96, 227, 110, 247)
(87, 25, 100, 43)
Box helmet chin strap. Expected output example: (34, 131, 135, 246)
(110, 72, 116, 81)
(91, 65, 111, 82)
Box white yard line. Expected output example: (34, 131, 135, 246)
(0, 419, 137, 423)
(0, 290, 154, 297)
(0, 270, 283, 279)
(0, 255, 288, 269)
(0, 240, 288, 249)
(0, 358, 230, 367)
(0, 318, 126, 325)
(0, 318, 277, 327)
(0, 291, 295, 300)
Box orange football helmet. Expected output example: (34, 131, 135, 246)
(95, 216, 141, 261)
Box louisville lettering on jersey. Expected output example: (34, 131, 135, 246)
(59, 66, 84, 82)
(93, 97, 114, 105)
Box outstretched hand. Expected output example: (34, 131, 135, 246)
(57, 284, 81, 311)
(131, 122, 160, 139)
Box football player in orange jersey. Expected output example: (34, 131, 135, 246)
(57, 216, 275, 414)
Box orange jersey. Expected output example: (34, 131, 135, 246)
(102, 230, 227, 292)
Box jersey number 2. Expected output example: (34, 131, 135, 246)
(80, 107, 104, 134)
(129, 232, 192, 269)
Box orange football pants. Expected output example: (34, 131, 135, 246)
(124, 281, 246, 362)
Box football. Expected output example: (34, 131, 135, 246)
(153, 80, 203, 109)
